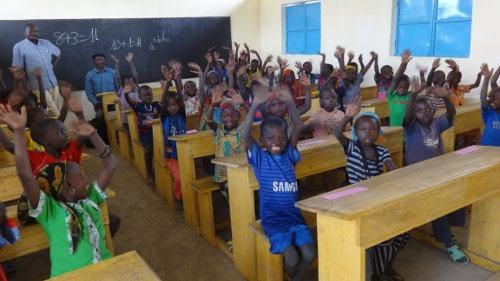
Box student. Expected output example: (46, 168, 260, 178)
(302, 86, 348, 137)
(278, 65, 312, 115)
(317, 54, 334, 91)
(242, 82, 316, 281)
(387, 49, 412, 126)
(0, 104, 116, 277)
(180, 63, 205, 116)
(332, 98, 407, 281)
(425, 58, 448, 108)
(479, 64, 500, 146)
(373, 54, 394, 100)
(162, 91, 186, 205)
(403, 77, 469, 265)
(445, 59, 482, 106)
(113, 52, 140, 131)
(335, 47, 377, 104)
(125, 85, 161, 185)
(205, 85, 248, 200)
(295, 61, 318, 85)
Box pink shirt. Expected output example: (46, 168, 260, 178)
(306, 108, 349, 138)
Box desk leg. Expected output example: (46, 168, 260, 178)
(176, 142, 199, 230)
(317, 214, 365, 281)
(468, 193, 500, 271)
(228, 166, 257, 281)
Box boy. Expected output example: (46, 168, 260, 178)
(387, 49, 412, 126)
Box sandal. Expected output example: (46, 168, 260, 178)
(447, 244, 470, 265)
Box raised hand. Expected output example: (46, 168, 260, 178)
(226, 59, 236, 72)
(172, 63, 182, 79)
(211, 85, 224, 105)
(334, 46, 346, 59)
(369, 51, 378, 60)
(347, 51, 354, 61)
(250, 50, 259, 55)
(332, 67, 343, 78)
(31, 68, 42, 79)
(110, 54, 119, 64)
(445, 59, 457, 69)
(252, 83, 269, 106)
(161, 65, 174, 82)
(205, 52, 213, 64)
(298, 72, 311, 86)
(295, 61, 303, 70)
(410, 76, 422, 93)
(480, 63, 493, 78)
(213, 52, 220, 61)
(401, 49, 412, 64)
(67, 97, 83, 113)
(432, 58, 440, 69)
(188, 62, 203, 75)
(234, 42, 240, 50)
(244, 43, 249, 51)
(264, 55, 273, 63)
(126, 52, 134, 62)
(227, 89, 244, 105)
(70, 121, 96, 137)
(358, 54, 363, 63)
(0, 104, 27, 131)
(345, 97, 362, 118)
(318, 52, 326, 59)
(228, 48, 236, 63)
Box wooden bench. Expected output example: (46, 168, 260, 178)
(126, 110, 148, 180)
(99, 92, 120, 148)
(361, 99, 389, 119)
(47, 250, 161, 280)
(151, 119, 174, 207)
(296, 145, 500, 280)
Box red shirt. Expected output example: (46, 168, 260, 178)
(28, 140, 83, 176)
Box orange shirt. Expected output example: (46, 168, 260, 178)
(449, 85, 471, 106)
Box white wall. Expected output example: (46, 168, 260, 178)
(259, 0, 500, 91)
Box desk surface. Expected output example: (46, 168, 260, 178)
(48, 251, 161, 281)
(297, 145, 500, 220)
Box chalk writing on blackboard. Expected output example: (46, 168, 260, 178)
(110, 37, 143, 51)
(53, 28, 98, 46)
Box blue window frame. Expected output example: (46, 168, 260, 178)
(284, 1, 321, 55)
(395, 0, 472, 57)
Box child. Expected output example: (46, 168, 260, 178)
(303, 87, 348, 137)
(205, 85, 248, 200)
(387, 49, 412, 126)
(181, 63, 205, 116)
(445, 59, 482, 106)
(125, 85, 162, 185)
(242, 82, 316, 281)
(403, 77, 470, 265)
(333, 98, 407, 281)
(374, 55, 393, 99)
(162, 91, 186, 203)
(0, 104, 116, 277)
(278, 65, 312, 115)
(425, 58, 448, 108)
(113, 52, 140, 131)
(479, 64, 500, 146)
(335, 47, 377, 104)
(295, 61, 318, 85)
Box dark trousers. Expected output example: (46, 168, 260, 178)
(431, 208, 466, 247)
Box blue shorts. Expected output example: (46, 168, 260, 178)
(268, 224, 314, 254)
(139, 132, 153, 150)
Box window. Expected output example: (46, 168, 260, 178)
(284, 1, 321, 55)
(395, 0, 472, 57)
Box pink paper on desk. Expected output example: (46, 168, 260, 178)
(455, 145, 479, 155)
(322, 187, 368, 200)
(186, 129, 198, 135)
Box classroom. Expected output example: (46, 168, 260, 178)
(0, 0, 499, 280)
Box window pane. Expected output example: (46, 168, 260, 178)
(434, 21, 471, 57)
(305, 2, 321, 29)
(286, 5, 305, 31)
(437, 0, 472, 20)
(396, 23, 432, 56)
(399, 0, 434, 22)
(305, 30, 320, 54)
(287, 31, 305, 54)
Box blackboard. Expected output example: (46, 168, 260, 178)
(0, 18, 231, 90)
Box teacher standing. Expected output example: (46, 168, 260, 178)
(12, 23, 62, 117)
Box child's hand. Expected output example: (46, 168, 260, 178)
(244, 43, 249, 50)
(110, 54, 119, 64)
(480, 63, 494, 78)
(358, 54, 363, 63)
(264, 55, 273, 63)
(369, 51, 378, 60)
(71, 121, 96, 137)
(68, 97, 83, 113)
(298, 72, 311, 86)
(161, 65, 174, 82)
(410, 76, 422, 93)
(9, 67, 25, 80)
(318, 52, 326, 59)
(347, 51, 354, 61)
(280, 58, 289, 69)
(432, 58, 440, 69)
(226, 59, 236, 72)
(445, 59, 457, 69)
(252, 83, 269, 106)
(401, 49, 412, 64)
(334, 46, 345, 58)
(275, 85, 293, 102)
(31, 68, 42, 79)
(227, 89, 244, 105)
(250, 50, 259, 55)
(211, 85, 224, 105)
(59, 81, 72, 100)
(228, 48, 236, 63)
(295, 61, 303, 70)
(205, 52, 213, 64)
(345, 97, 362, 118)
(188, 62, 202, 75)
(213, 52, 220, 61)
(172, 63, 182, 80)
(125, 52, 134, 62)
(234, 42, 240, 50)
(0, 104, 27, 131)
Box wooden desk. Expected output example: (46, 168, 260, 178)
(438, 102, 482, 153)
(212, 127, 403, 280)
(361, 99, 389, 119)
(0, 166, 22, 204)
(48, 251, 161, 281)
(297, 146, 500, 280)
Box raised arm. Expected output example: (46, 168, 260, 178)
(0, 105, 40, 208)
(334, 97, 361, 147)
(374, 55, 380, 77)
(359, 52, 376, 76)
(416, 64, 427, 85)
(32, 68, 47, 109)
(172, 63, 183, 95)
(426, 58, 440, 87)
(205, 85, 224, 131)
(236, 65, 249, 100)
(244, 43, 251, 62)
(334, 46, 346, 71)
(347, 51, 354, 65)
(111, 54, 121, 89)
(297, 72, 312, 115)
(250, 50, 263, 68)
(490, 65, 500, 89)
(234, 42, 240, 62)
(358, 54, 365, 72)
(403, 76, 425, 127)
(57, 81, 72, 122)
(242, 82, 268, 149)
(389, 49, 412, 92)
(275, 85, 303, 147)
(188, 63, 206, 105)
(469, 71, 482, 90)
(226, 49, 237, 89)
(480, 63, 493, 107)
(277, 56, 288, 83)
(126, 52, 139, 82)
(261, 55, 273, 73)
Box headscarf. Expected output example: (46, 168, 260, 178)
(36, 161, 82, 253)
(351, 112, 384, 141)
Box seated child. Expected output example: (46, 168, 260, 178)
(162, 91, 186, 203)
(182, 63, 205, 116)
(0, 104, 116, 277)
(445, 59, 481, 106)
(374, 55, 394, 99)
(296, 61, 319, 85)
(426, 58, 448, 108)
(387, 49, 412, 126)
(198, 69, 223, 131)
(125, 85, 162, 185)
(332, 98, 408, 281)
(242, 82, 316, 281)
(479, 64, 500, 146)
(205, 86, 248, 200)
(279, 69, 312, 115)
(403, 77, 469, 265)
(113, 52, 140, 131)
(303, 87, 349, 137)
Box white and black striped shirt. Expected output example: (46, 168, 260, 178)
(344, 140, 392, 184)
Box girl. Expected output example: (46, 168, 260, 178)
(387, 50, 412, 126)
(479, 64, 500, 146)
(403, 77, 469, 265)
(0, 104, 116, 277)
(113, 52, 140, 131)
(303, 87, 348, 137)
(180, 63, 205, 116)
(162, 91, 186, 205)
(374, 54, 393, 100)
(445, 59, 481, 107)
(333, 98, 408, 281)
